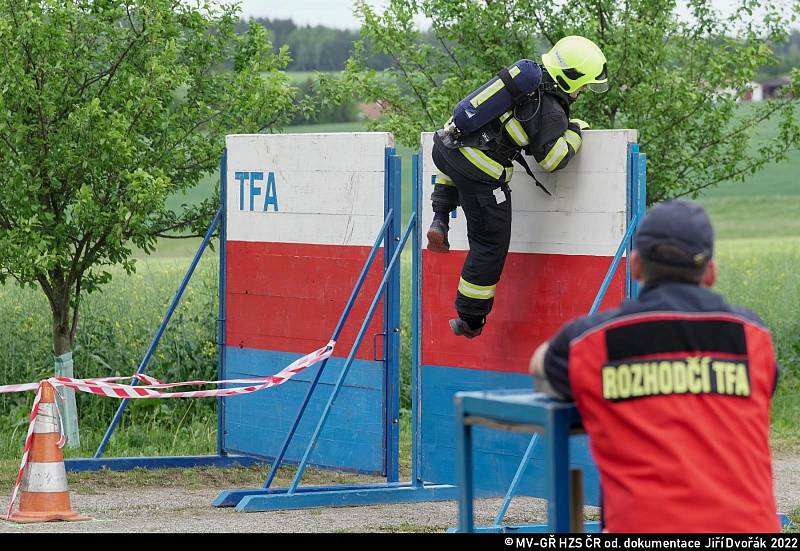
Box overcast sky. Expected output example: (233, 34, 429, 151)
(231, 0, 795, 31)
(236, 0, 385, 29)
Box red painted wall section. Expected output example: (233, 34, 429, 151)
(226, 241, 385, 361)
(422, 250, 626, 374)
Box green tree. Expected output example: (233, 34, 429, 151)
(340, 0, 800, 202)
(0, 1, 298, 364)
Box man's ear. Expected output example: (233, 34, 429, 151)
(702, 259, 717, 288)
(631, 250, 642, 282)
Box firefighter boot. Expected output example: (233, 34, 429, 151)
(426, 218, 450, 253)
(449, 317, 484, 339)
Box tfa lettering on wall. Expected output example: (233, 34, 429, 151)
(235, 171, 279, 212)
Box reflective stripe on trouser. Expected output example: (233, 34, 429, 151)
(458, 277, 496, 300)
(430, 167, 460, 214)
(456, 184, 512, 320)
(435, 171, 455, 187)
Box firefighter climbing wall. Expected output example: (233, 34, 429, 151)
(419, 129, 638, 499)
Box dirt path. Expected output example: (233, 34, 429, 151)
(0, 455, 796, 533)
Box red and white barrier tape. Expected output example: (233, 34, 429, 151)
(0, 374, 164, 395)
(2, 340, 335, 519)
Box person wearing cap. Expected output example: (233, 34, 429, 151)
(529, 199, 780, 532)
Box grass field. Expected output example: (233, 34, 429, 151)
(285, 71, 339, 85)
(696, 104, 800, 239)
(0, 254, 220, 458)
(698, 102, 800, 199)
(713, 237, 800, 450)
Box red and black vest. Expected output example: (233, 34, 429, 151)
(549, 282, 779, 532)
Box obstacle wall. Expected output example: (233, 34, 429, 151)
(418, 130, 638, 500)
(221, 133, 395, 474)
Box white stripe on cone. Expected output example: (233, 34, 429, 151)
(20, 462, 69, 493)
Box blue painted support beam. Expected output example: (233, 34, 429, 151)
(626, 144, 638, 300)
(287, 213, 417, 494)
(384, 151, 402, 483)
(456, 394, 475, 532)
(215, 482, 414, 508)
(588, 214, 639, 315)
(411, 152, 423, 486)
(628, 147, 647, 299)
(234, 483, 458, 513)
(545, 406, 571, 532)
(65, 454, 266, 473)
(217, 151, 228, 456)
(633, 152, 647, 298)
(94, 208, 222, 458)
(493, 434, 539, 526)
(261, 211, 395, 490)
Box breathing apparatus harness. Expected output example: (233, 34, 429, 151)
(439, 65, 564, 196)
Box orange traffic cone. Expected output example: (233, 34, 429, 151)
(8, 381, 88, 523)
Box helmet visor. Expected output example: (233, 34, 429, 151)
(588, 81, 609, 93)
(588, 63, 608, 93)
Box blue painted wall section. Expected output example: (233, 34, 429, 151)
(420, 364, 600, 504)
(222, 347, 385, 475)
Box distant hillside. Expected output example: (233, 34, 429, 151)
(236, 17, 392, 71)
(238, 17, 798, 79)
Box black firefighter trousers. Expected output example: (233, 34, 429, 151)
(431, 147, 512, 326)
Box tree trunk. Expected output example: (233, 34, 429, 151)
(52, 300, 72, 357)
(51, 289, 81, 449)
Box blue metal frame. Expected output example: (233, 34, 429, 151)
(384, 149, 402, 483)
(627, 144, 647, 299)
(93, 207, 222, 458)
(480, 142, 648, 532)
(217, 149, 228, 456)
(65, 152, 266, 472)
(411, 152, 423, 486)
(65, 454, 263, 472)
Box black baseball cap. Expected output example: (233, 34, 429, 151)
(634, 200, 714, 268)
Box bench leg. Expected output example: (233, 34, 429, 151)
(570, 468, 584, 533)
(546, 408, 571, 532)
(456, 400, 474, 533)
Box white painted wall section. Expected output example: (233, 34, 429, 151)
(226, 133, 394, 246)
(420, 129, 637, 256)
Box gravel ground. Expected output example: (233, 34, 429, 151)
(0, 455, 796, 533)
(0, 488, 554, 533)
